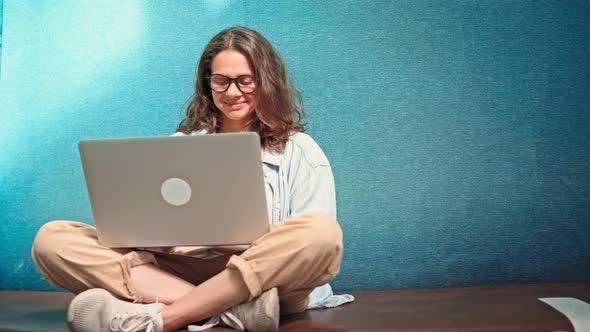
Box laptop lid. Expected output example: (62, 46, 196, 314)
(79, 132, 269, 248)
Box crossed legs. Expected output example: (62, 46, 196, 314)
(32, 214, 343, 331)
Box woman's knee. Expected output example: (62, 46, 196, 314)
(295, 213, 343, 260)
(273, 214, 344, 289)
(31, 220, 81, 267)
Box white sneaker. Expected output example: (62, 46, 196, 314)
(188, 287, 280, 332)
(67, 288, 164, 332)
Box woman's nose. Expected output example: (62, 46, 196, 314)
(225, 81, 242, 97)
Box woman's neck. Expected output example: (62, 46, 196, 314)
(218, 120, 251, 133)
(217, 120, 264, 158)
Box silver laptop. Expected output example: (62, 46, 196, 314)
(79, 132, 269, 248)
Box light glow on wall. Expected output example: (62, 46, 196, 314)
(0, 1, 145, 174)
(0, 0, 3, 77)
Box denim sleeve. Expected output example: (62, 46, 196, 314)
(289, 153, 337, 219)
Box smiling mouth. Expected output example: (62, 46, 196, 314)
(227, 102, 246, 109)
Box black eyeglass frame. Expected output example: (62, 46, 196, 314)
(206, 74, 257, 94)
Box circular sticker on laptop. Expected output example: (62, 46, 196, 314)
(161, 178, 192, 206)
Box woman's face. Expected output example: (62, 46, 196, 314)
(210, 49, 257, 132)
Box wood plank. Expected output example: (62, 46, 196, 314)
(1, 283, 588, 331)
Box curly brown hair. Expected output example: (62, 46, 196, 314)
(177, 27, 306, 153)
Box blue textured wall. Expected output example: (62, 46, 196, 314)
(0, 0, 3, 76)
(1, 1, 589, 292)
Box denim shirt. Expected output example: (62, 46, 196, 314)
(172, 130, 354, 309)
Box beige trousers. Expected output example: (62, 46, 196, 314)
(31, 213, 343, 315)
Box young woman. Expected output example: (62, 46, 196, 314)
(32, 27, 352, 332)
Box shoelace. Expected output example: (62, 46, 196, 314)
(187, 311, 245, 331)
(110, 313, 157, 332)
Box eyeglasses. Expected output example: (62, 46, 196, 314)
(207, 74, 257, 94)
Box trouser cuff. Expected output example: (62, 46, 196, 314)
(226, 254, 261, 301)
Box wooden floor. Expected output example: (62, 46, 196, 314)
(1, 283, 588, 331)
